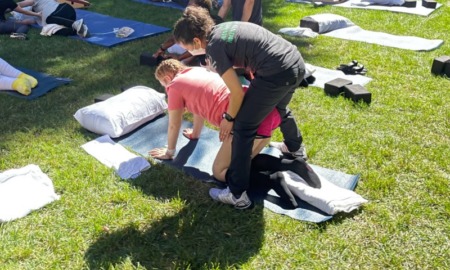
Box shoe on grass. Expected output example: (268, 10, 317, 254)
(209, 187, 252, 209)
(269, 142, 308, 161)
(72, 19, 83, 32)
(10, 33, 27, 40)
(78, 24, 89, 38)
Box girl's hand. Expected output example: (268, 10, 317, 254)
(149, 147, 174, 160)
(219, 119, 233, 142)
(182, 128, 199, 140)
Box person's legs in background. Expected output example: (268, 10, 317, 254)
(46, 4, 88, 37)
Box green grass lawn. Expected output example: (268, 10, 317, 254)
(1, 0, 449, 269)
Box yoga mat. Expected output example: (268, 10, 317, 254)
(334, 0, 443, 17)
(117, 114, 361, 223)
(305, 63, 372, 89)
(322, 25, 443, 51)
(286, 0, 442, 16)
(0, 68, 71, 100)
(132, 0, 186, 10)
(72, 9, 171, 47)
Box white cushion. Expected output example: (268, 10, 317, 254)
(278, 27, 319, 38)
(74, 86, 167, 138)
(301, 13, 355, 34)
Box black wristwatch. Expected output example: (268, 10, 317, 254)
(222, 112, 235, 122)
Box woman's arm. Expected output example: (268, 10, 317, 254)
(166, 109, 183, 153)
(14, 6, 41, 18)
(219, 67, 245, 141)
(149, 109, 183, 159)
(182, 114, 204, 139)
(241, 0, 256, 22)
(17, 0, 35, 8)
(218, 0, 231, 20)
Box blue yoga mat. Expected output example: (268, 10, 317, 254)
(0, 68, 71, 100)
(133, 0, 186, 10)
(117, 114, 361, 223)
(71, 9, 171, 47)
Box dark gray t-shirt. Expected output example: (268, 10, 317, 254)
(206, 21, 302, 77)
(231, 0, 262, 26)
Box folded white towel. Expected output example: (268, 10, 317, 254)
(81, 135, 151, 179)
(0, 164, 60, 222)
(283, 170, 368, 215)
(40, 24, 67, 36)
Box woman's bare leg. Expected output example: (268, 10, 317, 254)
(212, 137, 270, 182)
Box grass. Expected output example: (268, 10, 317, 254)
(1, 0, 449, 269)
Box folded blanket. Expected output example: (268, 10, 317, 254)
(283, 170, 368, 215)
(81, 135, 151, 179)
(0, 165, 60, 222)
(323, 25, 443, 51)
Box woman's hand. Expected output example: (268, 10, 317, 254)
(149, 147, 174, 160)
(182, 128, 199, 140)
(219, 119, 233, 142)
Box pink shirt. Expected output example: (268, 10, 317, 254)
(166, 67, 280, 137)
(167, 67, 229, 127)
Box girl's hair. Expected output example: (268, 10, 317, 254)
(173, 6, 214, 45)
(155, 59, 187, 80)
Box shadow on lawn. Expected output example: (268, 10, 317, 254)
(85, 167, 265, 269)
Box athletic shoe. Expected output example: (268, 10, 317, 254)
(209, 187, 252, 209)
(72, 19, 83, 32)
(10, 33, 27, 40)
(11, 78, 31, 96)
(78, 24, 89, 38)
(269, 142, 308, 161)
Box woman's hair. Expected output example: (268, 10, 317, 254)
(155, 59, 187, 80)
(173, 6, 214, 45)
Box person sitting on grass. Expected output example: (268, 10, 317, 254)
(0, 57, 38, 96)
(1, 0, 41, 39)
(18, 0, 89, 37)
(149, 59, 320, 202)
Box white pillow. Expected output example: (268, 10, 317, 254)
(300, 14, 355, 34)
(74, 86, 167, 138)
(278, 27, 319, 38)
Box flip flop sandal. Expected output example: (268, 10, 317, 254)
(10, 33, 27, 40)
(352, 65, 367, 75)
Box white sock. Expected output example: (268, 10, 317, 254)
(0, 75, 16, 90)
(0, 58, 21, 78)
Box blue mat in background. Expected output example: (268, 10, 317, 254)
(132, 0, 186, 10)
(0, 68, 71, 100)
(117, 114, 361, 223)
(71, 9, 171, 47)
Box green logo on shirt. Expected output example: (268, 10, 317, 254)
(219, 22, 238, 43)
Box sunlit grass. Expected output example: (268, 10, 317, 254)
(0, 0, 449, 269)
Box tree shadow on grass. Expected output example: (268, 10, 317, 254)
(84, 165, 265, 269)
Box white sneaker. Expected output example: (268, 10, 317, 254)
(72, 19, 83, 32)
(269, 142, 308, 160)
(209, 187, 252, 209)
(78, 24, 89, 38)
